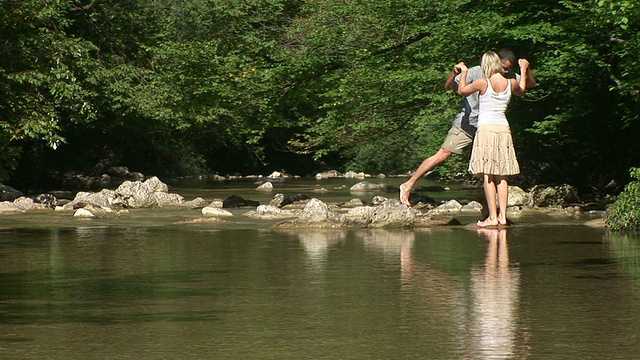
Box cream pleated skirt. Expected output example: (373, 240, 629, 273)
(468, 124, 520, 176)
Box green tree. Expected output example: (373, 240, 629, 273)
(605, 167, 640, 230)
(0, 0, 100, 181)
(1, 0, 639, 197)
(516, 0, 640, 192)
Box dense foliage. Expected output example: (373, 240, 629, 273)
(1, 0, 639, 195)
(605, 168, 640, 231)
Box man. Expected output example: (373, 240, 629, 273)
(399, 49, 536, 206)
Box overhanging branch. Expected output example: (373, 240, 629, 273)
(71, 0, 97, 11)
(371, 31, 430, 56)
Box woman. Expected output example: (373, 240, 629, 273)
(457, 51, 529, 227)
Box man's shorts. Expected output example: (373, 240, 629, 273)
(441, 126, 473, 155)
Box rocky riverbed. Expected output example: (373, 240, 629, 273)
(0, 174, 607, 229)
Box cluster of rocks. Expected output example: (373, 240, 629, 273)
(0, 175, 606, 228)
(215, 169, 382, 182)
(244, 181, 603, 227)
(244, 197, 459, 229)
(0, 177, 207, 217)
(206, 169, 383, 183)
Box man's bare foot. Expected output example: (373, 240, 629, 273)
(399, 183, 412, 206)
(476, 217, 499, 228)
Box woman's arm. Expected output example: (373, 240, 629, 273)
(445, 62, 465, 90)
(525, 66, 537, 88)
(457, 63, 484, 96)
(512, 59, 529, 96)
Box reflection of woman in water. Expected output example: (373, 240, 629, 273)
(470, 228, 521, 358)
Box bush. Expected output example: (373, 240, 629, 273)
(605, 167, 640, 231)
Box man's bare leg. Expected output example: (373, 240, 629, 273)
(400, 148, 452, 206)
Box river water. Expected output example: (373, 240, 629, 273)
(0, 178, 638, 359)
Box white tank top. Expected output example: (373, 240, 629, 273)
(478, 77, 512, 126)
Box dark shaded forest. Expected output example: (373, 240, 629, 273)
(1, 0, 639, 196)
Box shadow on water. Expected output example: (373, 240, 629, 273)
(0, 267, 229, 325)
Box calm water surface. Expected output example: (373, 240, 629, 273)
(0, 178, 638, 359)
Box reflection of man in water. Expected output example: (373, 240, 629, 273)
(471, 228, 521, 358)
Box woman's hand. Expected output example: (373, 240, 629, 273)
(453, 62, 466, 74)
(515, 59, 530, 95)
(518, 59, 529, 72)
(457, 62, 475, 96)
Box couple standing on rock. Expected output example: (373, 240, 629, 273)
(399, 49, 537, 227)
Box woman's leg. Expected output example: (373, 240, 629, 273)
(478, 173, 499, 227)
(496, 176, 509, 225)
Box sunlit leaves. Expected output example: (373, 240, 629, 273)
(0, 0, 98, 145)
(0, 0, 639, 188)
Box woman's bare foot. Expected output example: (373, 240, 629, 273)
(399, 183, 412, 206)
(498, 217, 509, 226)
(476, 217, 499, 228)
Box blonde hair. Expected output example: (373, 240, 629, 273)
(481, 51, 503, 78)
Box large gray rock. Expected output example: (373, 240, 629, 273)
(0, 201, 25, 213)
(73, 208, 95, 218)
(148, 192, 185, 208)
(508, 186, 527, 206)
(274, 198, 457, 229)
(414, 214, 461, 226)
(274, 198, 348, 228)
(202, 206, 234, 217)
(66, 189, 116, 209)
(344, 171, 367, 179)
(461, 201, 483, 212)
(430, 200, 463, 213)
(0, 185, 24, 201)
(243, 205, 301, 220)
(205, 199, 224, 208)
(256, 182, 273, 191)
(112, 176, 182, 208)
(315, 170, 342, 179)
(346, 200, 419, 228)
(0, 197, 49, 213)
(12, 197, 47, 211)
(269, 193, 311, 208)
(528, 184, 580, 207)
(183, 197, 208, 208)
(72, 203, 115, 217)
(349, 181, 398, 193)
